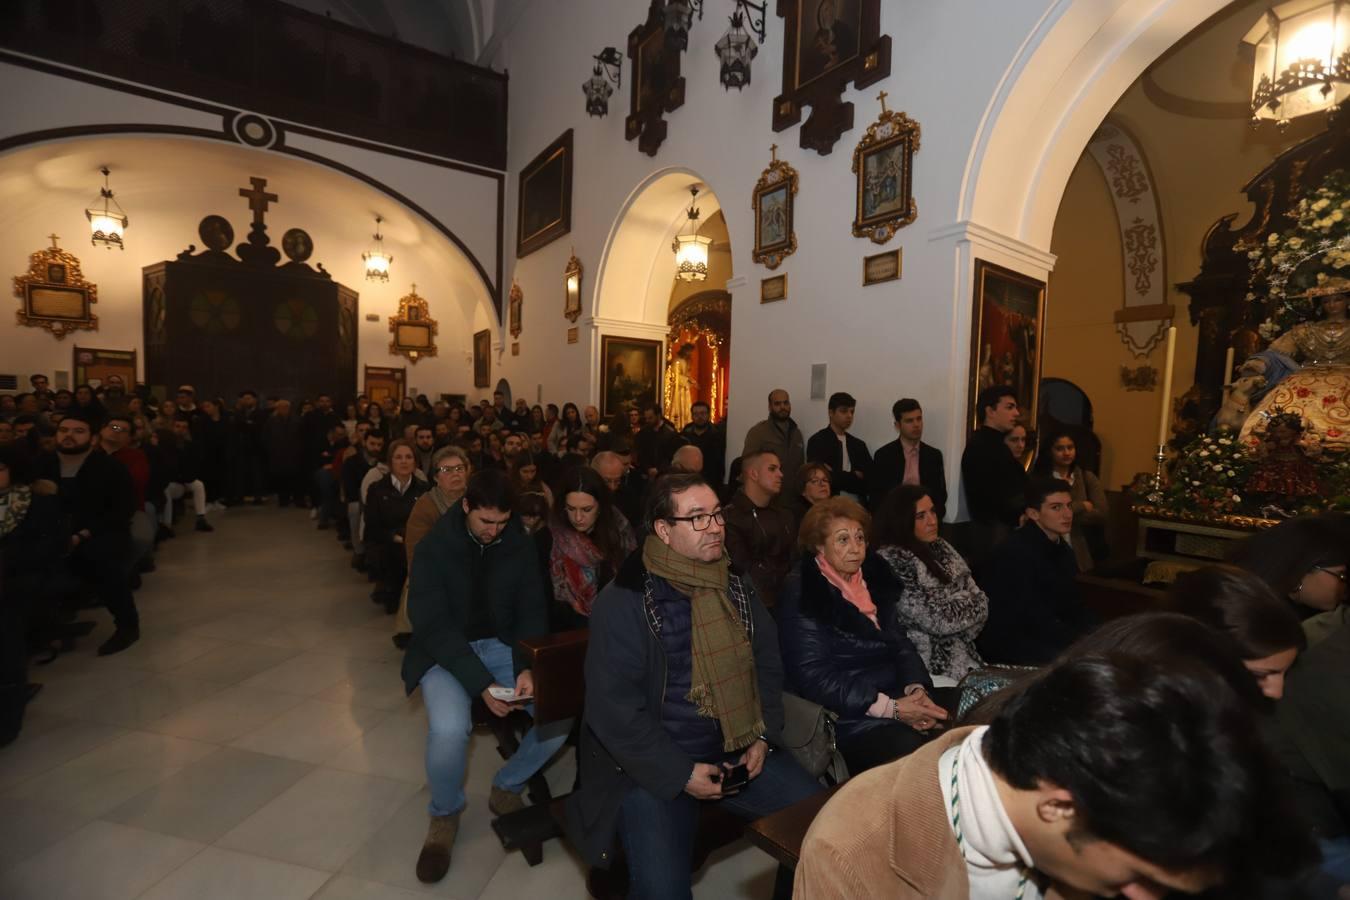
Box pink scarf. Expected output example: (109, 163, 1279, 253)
(815, 553, 878, 626)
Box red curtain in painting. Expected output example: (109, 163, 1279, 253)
(665, 323, 728, 428)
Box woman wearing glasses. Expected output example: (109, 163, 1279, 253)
(778, 496, 947, 774)
(792, 461, 832, 532)
(1230, 513, 1349, 645)
(392, 446, 472, 649)
(549, 467, 635, 630)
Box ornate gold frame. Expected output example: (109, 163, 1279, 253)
(564, 253, 583, 322)
(851, 92, 920, 244)
(387, 284, 438, 363)
(509, 282, 524, 338)
(751, 144, 798, 270)
(13, 235, 98, 339)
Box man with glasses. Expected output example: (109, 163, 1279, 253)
(567, 473, 821, 897)
(723, 449, 798, 609)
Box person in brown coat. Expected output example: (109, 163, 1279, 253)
(392, 446, 471, 649)
(797, 627, 1314, 899)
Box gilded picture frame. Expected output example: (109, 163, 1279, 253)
(473, 329, 492, 388)
(862, 248, 902, 285)
(968, 260, 1048, 432)
(752, 146, 798, 270)
(564, 253, 583, 322)
(600, 335, 663, 416)
(387, 285, 438, 363)
(852, 94, 920, 244)
(509, 282, 523, 338)
(13, 237, 98, 339)
(761, 274, 788, 304)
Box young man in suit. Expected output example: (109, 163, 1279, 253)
(869, 398, 946, 518)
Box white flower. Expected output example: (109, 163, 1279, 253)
(1231, 494, 1242, 503)
(1268, 233, 1281, 245)
(1199, 450, 1210, 457)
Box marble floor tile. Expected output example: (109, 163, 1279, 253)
(0, 821, 203, 900)
(53, 673, 229, 728)
(311, 875, 443, 900)
(241, 650, 380, 697)
(166, 640, 298, 685)
(326, 708, 429, 784)
(0, 795, 96, 873)
(0, 714, 127, 790)
(316, 658, 414, 711)
(229, 698, 391, 764)
(144, 682, 308, 744)
(103, 746, 314, 843)
(476, 844, 590, 900)
(218, 767, 418, 872)
(102, 630, 232, 673)
(136, 846, 330, 900)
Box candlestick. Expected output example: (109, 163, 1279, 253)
(1157, 326, 1177, 447)
(1223, 346, 1235, 386)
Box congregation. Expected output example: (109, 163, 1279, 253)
(2, 373, 1348, 899)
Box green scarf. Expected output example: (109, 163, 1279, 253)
(642, 535, 765, 752)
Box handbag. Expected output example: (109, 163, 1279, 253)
(779, 691, 846, 782)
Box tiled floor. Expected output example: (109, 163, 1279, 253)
(0, 505, 779, 899)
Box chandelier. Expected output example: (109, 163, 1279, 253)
(672, 185, 712, 283)
(85, 166, 128, 250)
(363, 215, 392, 281)
(1244, 0, 1349, 129)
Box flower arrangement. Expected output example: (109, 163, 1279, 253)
(1242, 169, 1350, 334)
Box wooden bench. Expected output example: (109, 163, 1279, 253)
(745, 784, 842, 899)
(489, 628, 752, 898)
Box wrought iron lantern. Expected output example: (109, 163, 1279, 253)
(715, 2, 764, 90)
(363, 215, 392, 282)
(672, 186, 712, 283)
(85, 167, 128, 250)
(1244, 0, 1349, 129)
(583, 47, 623, 117)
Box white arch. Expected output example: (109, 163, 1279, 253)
(963, 0, 1234, 249)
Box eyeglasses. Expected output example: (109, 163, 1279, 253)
(665, 509, 725, 531)
(107, 424, 128, 432)
(435, 464, 467, 475)
(806, 477, 830, 486)
(1313, 565, 1348, 583)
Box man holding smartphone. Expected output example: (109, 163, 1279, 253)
(567, 473, 823, 898)
(402, 469, 568, 884)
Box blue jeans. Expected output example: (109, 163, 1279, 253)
(617, 750, 822, 900)
(419, 638, 571, 817)
(1320, 836, 1350, 883)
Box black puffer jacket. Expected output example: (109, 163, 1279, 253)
(363, 473, 430, 545)
(778, 553, 932, 742)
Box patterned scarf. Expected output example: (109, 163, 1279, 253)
(642, 535, 765, 752)
(0, 486, 32, 539)
(429, 486, 462, 516)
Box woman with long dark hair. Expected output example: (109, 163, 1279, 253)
(872, 484, 988, 682)
(1032, 426, 1108, 570)
(548, 402, 584, 456)
(548, 467, 636, 627)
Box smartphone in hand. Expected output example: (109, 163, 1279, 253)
(719, 763, 750, 793)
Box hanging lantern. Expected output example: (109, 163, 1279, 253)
(1244, 0, 1349, 130)
(664, 0, 702, 52)
(583, 47, 623, 117)
(85, 166, 128, 250)
(715, 2, 764, 90)
(363, 215, 392, 281)
(672, 185, 711, 283)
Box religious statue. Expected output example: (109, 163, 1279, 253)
(1245, 411, 1322, 515)
(671, 343, 698, 429)
(1214, 278, 1350, 448)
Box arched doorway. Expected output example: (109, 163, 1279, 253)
(593, 170, 732, 422)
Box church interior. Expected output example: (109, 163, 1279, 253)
(2, 0, 1349, 898)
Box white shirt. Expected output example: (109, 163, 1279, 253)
(937, 726, 1041, 900)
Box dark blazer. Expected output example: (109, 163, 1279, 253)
(363, 474, 430, 545)
(777, 554, 932, 743)
(36, 449, 134, 538)
(401, 503, 549, 696)
(868, 439, 947, 518)
(974, 523, 1096, 665)
(806, 428, 873, 501)
(566, 550, 785, 868)
(960, 426, 1028, 527)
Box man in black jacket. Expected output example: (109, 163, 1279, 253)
(869, 398, 947, 517)
(976, 477, 1097, 665)
(566, 473, 821, 894)
(342, 428, 383, 570)
(960, 385, 1029, 557)
(722, 449, 797, 610)
(160, 415, 213, 536)
(806, 391, 872, 504)
(402, 470, 566, 884)
(680, 401, 726, 490)
(37, 412, 140, 655)
(635, 403, 685, 480)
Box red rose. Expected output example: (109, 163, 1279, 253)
(1328, 428, 1343, 437)
(1297, 387, 1312, 398)
(1323, 395, 1339, 406)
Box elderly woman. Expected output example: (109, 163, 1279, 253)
(548, 466, 636, 630)
(792, 461, 832, 532)
(873, 484, 989, 683)
(392, 446, 471, 648)
(778, 496, 949, 774)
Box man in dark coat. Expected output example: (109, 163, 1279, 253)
(741, 389, 806, 509)
(342, 427, 383, 570)
(960, 385, 1028, 558)
(265, 399, 304, 506)
(723, 449, 797, 610)
(36, 412, 139, 655)
(229, 390, 266, 504)
(806, 391, 873, 504)
(301, 394, 341, 508)
(634, 403, 685, 479)
(869, 398, 947, 518)
(680, 401, 727, 490)
(566, 473, 820, 893)
(402, 470, 566, 884)
(976, 477, 1096, 665)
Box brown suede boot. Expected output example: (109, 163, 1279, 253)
(415, 812, 460, 883)
(488, 786, 527, 817)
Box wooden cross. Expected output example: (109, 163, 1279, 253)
(770, 143, 778, 162)
(47, 233, 60, 249)
(877, 90, 888, 112)
(411, 283, 417, 294)
(239, 177, 278, 227)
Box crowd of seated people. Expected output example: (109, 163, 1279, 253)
(6, 371, 1348, 895)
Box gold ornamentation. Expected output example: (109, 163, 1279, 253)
(564, 252, 583, 322)
(509, 282, 524, 338)
(1130, 504, 1279, 532)
(852, 92, 920, 244)
(13, 234, 98, 339)
(387, 283, 438, 363)
(751, 144, 798, 270)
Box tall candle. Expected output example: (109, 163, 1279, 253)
(1157, 326, 1177, 447)
(1223, 346, 1236, 386)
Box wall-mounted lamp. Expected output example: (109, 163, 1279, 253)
(584, 47, 624, 117)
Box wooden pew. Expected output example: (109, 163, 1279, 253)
(745, 785, 842, 899)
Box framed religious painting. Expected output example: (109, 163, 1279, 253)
(388, 285, 438, 363)
(13, 236, 98, 339)
(473, 329, 492, 388)
(772, 0, 891, 155)
(968, 260, 1047, 431)
(600, 335, 663, 416)
(752, 146, 798, 269)
(517, 129, 573, 258)
(852, 94, 920, 243)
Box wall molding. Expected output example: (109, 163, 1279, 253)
(928, 220, 1057, 274)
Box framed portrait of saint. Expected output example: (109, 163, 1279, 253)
(852, 97, 920, 243)
(968, 260, 1047, 431)
(600, 335, 663, 416)
(473, 329, 492, 388)
(517, 130, 573, 258)
(752, 148, 798, 270)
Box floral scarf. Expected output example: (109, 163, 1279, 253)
(0, 485, 32, 539)
(549, 516, 635, 616)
